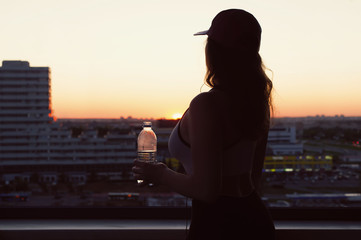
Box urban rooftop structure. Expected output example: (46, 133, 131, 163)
(0, 61, 136, 184)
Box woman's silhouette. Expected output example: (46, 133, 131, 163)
(133, 9, 275, 239)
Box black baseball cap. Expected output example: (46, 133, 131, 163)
(194, 9, 262, 52)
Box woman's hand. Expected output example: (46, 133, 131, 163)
(132, 159, 168, 186)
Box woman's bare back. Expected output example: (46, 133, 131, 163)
(179, 89, 266, 197)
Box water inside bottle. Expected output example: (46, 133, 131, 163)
(137, 150, 156, 184)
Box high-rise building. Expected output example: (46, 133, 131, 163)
(0, 61, 136, 184)
(0, 61, 54, 163)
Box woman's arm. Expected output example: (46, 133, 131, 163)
(251, 129, 269, 191)
(133, 92, 223, 203)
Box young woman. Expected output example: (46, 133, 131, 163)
(133, 9, 275, 239)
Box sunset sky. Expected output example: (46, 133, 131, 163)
(1, 0, 361, 119)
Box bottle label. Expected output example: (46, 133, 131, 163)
(137, 150, 156, 162)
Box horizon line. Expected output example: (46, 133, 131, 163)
(55, 115, 361, 120)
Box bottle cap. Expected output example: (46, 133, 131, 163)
(143, 121, 152, 128)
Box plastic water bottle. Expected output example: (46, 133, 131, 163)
(137, 121, 157, 184)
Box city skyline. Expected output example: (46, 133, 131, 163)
(1, 0, 361, 119)
(1, 59, 361, 210)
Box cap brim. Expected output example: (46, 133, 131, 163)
(193, 30, 208, 36)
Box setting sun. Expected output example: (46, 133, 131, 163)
(172, 113, 183, 120)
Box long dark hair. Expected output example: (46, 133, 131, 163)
(204, 38, 273, 139)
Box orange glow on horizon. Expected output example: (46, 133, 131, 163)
(2, 1, 361, 121)
(51, 107, 361, 120)
(171, 113, 183, 120)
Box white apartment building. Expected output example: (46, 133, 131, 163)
(267, 126, 303, 155)
(0, 61, 136, 183)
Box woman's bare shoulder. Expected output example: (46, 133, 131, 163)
(189, 90, 227, 109)
(190, 92, 223, 118)
(190, 92, 214, 106)
(187, 91, 228, 129)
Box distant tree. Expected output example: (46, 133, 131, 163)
(302, 126, 361, 141)
(113, 127, 131, 135)
(324, 128, 339, 139)
(344, 129, 361, 141)
(303, 127, 323, 139)
(97, 126, 110, 138)
(71, 127, 84, 138)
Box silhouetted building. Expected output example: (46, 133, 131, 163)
(0, 61, 136, 184)
(267, 126, 303, 155)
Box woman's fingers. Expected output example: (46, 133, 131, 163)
(137, 179, 150, 187)
(134, 159, 151, 167)
(132, 165, 145, 181)
(133, 159, 165, 185)
(133, 173, 141, 179)
(132, 166, 143, 174)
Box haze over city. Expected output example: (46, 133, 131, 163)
(1, 0, 360, 119)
